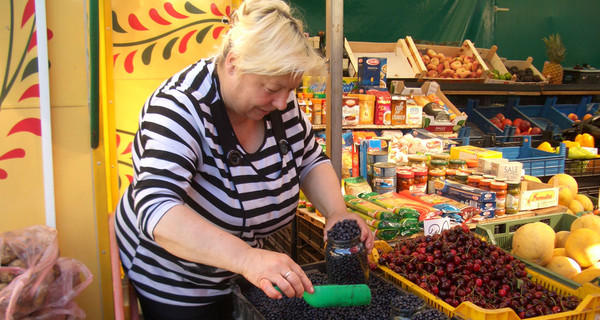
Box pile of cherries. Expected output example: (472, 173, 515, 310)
(377, 225, 581, 318)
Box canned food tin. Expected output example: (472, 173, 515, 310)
(371, 176, 396, 189)
(367, 151, 388, 165)
(373, 186, 396, 194)
(373, 162, 397, 177)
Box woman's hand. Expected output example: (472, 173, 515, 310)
(324, 211, 374, 253)
(240, 248, 315, 299)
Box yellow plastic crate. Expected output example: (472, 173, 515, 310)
(372, 241, 600, 320)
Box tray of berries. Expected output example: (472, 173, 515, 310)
(231, 219, 464, 320)
(372, 224, 600, 320)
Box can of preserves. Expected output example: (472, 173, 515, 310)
(373, 162, 397, 178)
(367, 151, 388, 166)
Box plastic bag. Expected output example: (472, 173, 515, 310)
(0, 225, 92, 320)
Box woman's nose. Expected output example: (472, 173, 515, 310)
(273, 93, 288, 110)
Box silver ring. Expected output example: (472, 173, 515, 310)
(283, 270, 292, 279)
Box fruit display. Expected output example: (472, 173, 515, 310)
(239, 267, 449, 320)
(419, 49, 484, 79)
(512, 214, 600, 284)
(547, 173, 599, 214)
(507, 66, 544, 83)
(488, 113, 542, 135)
(562, 112, 594, 123)
(377, 225, 582, 318)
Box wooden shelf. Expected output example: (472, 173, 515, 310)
(312, 124, 421, 131)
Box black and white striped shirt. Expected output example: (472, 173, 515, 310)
(114, 58, 329, 306)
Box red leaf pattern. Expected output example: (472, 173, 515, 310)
(178, 30, 197, 54)
(128, 13, 148, 31)
(18, 84, 39, 101)
(21, 0, 35, 28)
(149, 8, 171, 25)
(164, 2, 188, 19)
(8, 118, 42, 136)
(0, 149, 26, 161)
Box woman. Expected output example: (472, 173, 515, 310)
(114, 0, 374, 319)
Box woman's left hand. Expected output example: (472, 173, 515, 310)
(323, 211, 374, 252)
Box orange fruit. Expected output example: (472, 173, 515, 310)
(568, 113, 579, 121)
(583, 113, 593, 121)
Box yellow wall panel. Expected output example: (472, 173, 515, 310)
(46, 0, 88, 106)
(111, 0, 233, 196)
(0, 109, 45, 231)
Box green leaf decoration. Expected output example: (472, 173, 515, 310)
(185, 2, 205, 14)
(195, 25, 212, 44)
(142, 43, 156, 65)
(112, 11, 126, 33)
(163, 37, 179, 60)
(21, 58, 38, 81)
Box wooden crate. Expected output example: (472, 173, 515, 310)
(476, 45, 517, 84)
(345, 38, 423, 80)
(406, 37, 490, 83)
(503, 56, 548, 84)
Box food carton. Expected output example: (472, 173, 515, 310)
(477, 157, 508, 174)
(519, 180, 559, 211)
(450, 145, 503, 160)
(433, 179, 496, 203)
(357, 57, 387, 88)
(490, 161, 523, 182)
(391, 80, 467, 133)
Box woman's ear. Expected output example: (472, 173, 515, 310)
(224, 52, 237, 76)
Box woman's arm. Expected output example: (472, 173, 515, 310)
(153, 205, 314, 299)
(300, 163, 375, 252)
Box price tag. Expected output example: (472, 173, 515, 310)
(423, 217, 451, 235)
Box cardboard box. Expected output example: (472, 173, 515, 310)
(346, 39, 423, 79)
(478, 157, 508, 174)
(491, 161, 523, 182)
(450, 145, 503, 160)
(519, 181, 559, 211)
(391, 80, 467, 132)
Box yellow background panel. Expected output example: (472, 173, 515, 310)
(46, 0, 88, 107)
(0, 109, 45, 230)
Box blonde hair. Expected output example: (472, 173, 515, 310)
(216, 0, 324, 77)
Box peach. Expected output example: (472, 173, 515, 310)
(450, 61, 463, 70)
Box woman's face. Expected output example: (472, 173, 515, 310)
(228, 72, 302, 121)
(221, 54, 302, 122)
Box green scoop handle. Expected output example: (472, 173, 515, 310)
(275, 284, 372, 308)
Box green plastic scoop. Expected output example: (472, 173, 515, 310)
(276, 284, 372, 308)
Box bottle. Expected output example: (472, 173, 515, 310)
(427, 169, 444, 194)
(411, 166, 428, 193)
(506, 180, 521, 214)
(311, 98, 323, 125)
(449, 159, 467, 171)
(396, 170, 415, 192)
(491, 181, 507, 216)
(467, 175, 483, 188)
(325, 235, 368, 285)
(318, 31, 326, 57)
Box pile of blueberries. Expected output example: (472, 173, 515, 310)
(241, 271, 451, 320)
(325, 219, 368, 285)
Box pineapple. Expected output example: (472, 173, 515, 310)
(542, 34, 566, 84)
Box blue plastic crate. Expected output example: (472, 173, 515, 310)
(487, 137, 566, 177)
(459, 98, 548, 144)
(552, 96, 599, 125)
